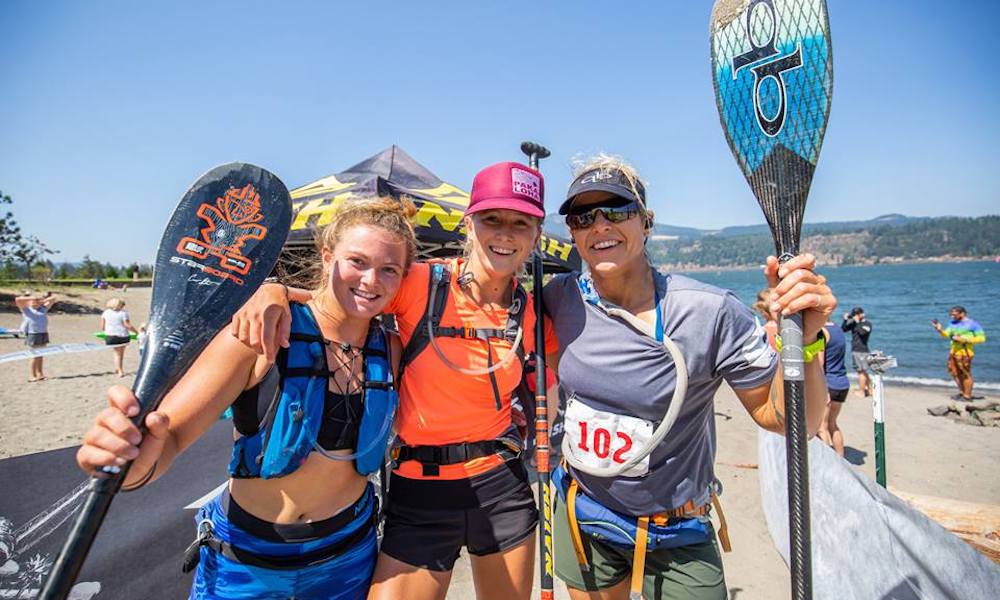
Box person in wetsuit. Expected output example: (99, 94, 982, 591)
(76, 197, 418, 600)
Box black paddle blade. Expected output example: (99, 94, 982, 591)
(38, 164, 291, 600)
(711, 0, 833, 257)
(133, 163, 292, 415)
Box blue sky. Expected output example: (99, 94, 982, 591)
(2, 1, 997, 265)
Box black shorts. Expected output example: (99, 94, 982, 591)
(104, 335, 131, 346)
(380, 458, 538, 572)
(829, 388, 849, 403)
(25, 332, 49, 348)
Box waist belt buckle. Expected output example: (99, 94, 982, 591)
(182, 519, 214, 573)
(498, 437, 523, 459)
(421, 447, 443, 476)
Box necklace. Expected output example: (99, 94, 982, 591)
(308, 299, 365, 395)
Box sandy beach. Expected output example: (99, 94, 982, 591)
(1, 286, 997, 599)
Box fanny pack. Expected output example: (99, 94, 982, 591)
(552, 465, 724, 552)
(552, 464, 730, 598)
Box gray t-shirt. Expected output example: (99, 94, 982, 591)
(544, 270, 777, 515)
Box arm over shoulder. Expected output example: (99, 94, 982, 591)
(155, 329, 264, 458)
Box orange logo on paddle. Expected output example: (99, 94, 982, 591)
(177, 184, 268, 276)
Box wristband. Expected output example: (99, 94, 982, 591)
(802, 336, 825, 363)
(772, 335, 825, 363)
(262, 277, 289, 303)
(121, 460, 158, 492)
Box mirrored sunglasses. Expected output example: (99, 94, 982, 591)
(565, 201, 641, 230)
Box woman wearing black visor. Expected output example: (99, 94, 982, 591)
(546, 154, 837, 600)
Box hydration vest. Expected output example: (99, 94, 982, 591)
(399, 262, 528, 411)
(228, 302, 397, 479)
(394, 262, 531, 476)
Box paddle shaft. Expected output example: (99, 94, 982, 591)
(778, 257, 812, 600)
(39, 476, 123, 599)
(39, 347, 181, 599)
(522, 141, 554, 600)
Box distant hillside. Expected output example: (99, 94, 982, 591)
(544, 214, 1000, 268)
(544, 213, 930, 239)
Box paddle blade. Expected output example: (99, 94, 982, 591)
(711, 0, 833, 257)
(134, 163, 292, 414)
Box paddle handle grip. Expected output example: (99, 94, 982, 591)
(38, 475, 125, 600)
(520, 141, 551, 162)
(780, 311, 812, 600)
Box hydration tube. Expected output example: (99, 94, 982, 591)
(563, 304, 688, 478)
(426, 267, 524, 376)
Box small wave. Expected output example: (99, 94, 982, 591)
(845, 372, 1000, 390)
(882, 375, 1000, 391)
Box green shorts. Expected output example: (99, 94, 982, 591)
(553, 494, 727, 600)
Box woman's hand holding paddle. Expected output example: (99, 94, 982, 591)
(764, 253, 836, 342)
(76, 386, 170, 488)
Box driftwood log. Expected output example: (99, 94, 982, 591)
(891, 488, 1000, 564)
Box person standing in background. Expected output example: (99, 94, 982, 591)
(14, 292, 58, 382)
(137, 322, 149, 356)
(842, 307, 873, 397)
(753, 288, 779, 349)
(932, 306, 987, 401)
(100, 297, 138, 377)
(819, 320, 850, 457)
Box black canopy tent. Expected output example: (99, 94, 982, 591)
(285, 146, 581, 272)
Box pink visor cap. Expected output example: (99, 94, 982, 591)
(466, 161, 545, 218)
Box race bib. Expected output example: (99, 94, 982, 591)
(562, 396, 654, 477)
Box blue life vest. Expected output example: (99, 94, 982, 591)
(228, 302, 397, 479)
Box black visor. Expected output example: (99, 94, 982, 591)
(559, 167, 647, 215)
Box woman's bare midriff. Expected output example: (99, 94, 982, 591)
(229, 450, 368, 524)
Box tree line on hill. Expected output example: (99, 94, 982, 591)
(646, 215, 1000, 268)
(1, 256, 153, 282)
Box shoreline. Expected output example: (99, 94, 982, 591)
(667, 255, 998, 273)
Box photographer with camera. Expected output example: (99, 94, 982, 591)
(842, 307, 873, 397)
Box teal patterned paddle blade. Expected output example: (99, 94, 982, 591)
(711, 0, 833, 258)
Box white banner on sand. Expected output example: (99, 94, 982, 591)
(0, 342, 125, 364)
(758, 429, 1000, 599)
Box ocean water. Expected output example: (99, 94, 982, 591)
(680, 261, 1000, 390)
